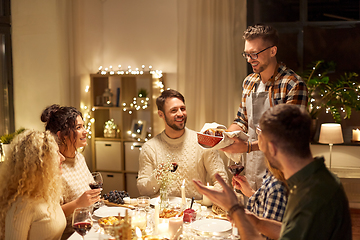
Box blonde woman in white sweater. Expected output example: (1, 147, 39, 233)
(0, 130, 66, 240)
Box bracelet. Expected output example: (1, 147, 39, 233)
(227, 204, 243, 218)
(247, 141, 252, 153)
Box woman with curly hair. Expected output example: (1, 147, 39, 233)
(41, 104, 101, 239)
(0, 130, 66, 239)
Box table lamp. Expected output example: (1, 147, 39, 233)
(318, 123, 344, 169)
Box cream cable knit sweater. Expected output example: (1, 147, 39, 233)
(5, 197, 66, 240)
(137, 128, 228, 200)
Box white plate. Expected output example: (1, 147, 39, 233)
(190, 219, 232, 233)
(93, 206, 132, 218)
(150, 196, 183, 206)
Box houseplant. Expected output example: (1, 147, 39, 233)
(300, 60, 360, 123)
(0, 128, 26, 161)
(0, 128, 26, 144)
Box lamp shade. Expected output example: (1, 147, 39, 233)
(319, 123, 344, 144)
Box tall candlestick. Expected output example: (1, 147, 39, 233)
(181, 179, 186, 206)
(154, 200, 159, 233)
(202, 183, 214, 206)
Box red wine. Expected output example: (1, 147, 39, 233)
(171, 162, 178, 172)
(228, 165, 244, 176)
(73, 222, 92, 236)
(89, 182, 103, 189)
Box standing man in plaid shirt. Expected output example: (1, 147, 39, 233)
(222, 24, 308, 191)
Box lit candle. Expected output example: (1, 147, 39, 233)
(181, 179, 186, 206)
(136, 227, 142, 240)
(202, 183, 214, 206)
(157, 219, 169, 237)
(168, 217, 183, 239)
(154, 198, 160, 233)
(352, 129, 360, 141)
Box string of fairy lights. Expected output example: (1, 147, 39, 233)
(81, 65, 165, 141)
(308, 71, 360, 115)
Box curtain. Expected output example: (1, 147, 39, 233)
(177, 0, 247, 131)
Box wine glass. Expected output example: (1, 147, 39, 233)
(89, 172, 104, 209)
(72, 207, 93, 239)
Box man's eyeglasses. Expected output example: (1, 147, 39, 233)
(242, 45, 275, 60)
(256, 126, 262, 135)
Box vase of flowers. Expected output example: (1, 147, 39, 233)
(152, 158, 179, 210)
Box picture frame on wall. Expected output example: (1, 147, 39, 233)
(131, 119, 147, 140)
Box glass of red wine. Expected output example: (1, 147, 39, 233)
(72, 207, 93, 239)
(89, 172, 104, 209)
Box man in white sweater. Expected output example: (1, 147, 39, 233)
(137, 89, 228, 199)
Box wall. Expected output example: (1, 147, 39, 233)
(12, 0, 177, 132)
(12, 0, 72, 131)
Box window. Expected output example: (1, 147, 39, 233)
(0, 0, 14, 136)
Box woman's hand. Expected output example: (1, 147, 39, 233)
(232, 175, 255, 198)
(75, 189, 101, 207)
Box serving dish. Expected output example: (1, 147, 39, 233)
(93, 206, 132, 218)
(190, 219, 232, 236)
(197, 132, 223, 147)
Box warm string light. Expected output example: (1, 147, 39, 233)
(98, 64, 162, 76)
(309, 83, 360, 115)
(81, 93, 95, 139)
(86, 65, 166, 141)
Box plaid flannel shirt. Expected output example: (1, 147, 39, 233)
(246, 170, 288, 222)
(234, 63, 308, 132)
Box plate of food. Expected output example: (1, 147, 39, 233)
(93, 206, 132, 218)
(190, 219, 232, 233)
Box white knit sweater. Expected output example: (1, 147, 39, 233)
(137, 128, 228, 200)
(61, 152, 93, 239)
(5, 197, 66, 240)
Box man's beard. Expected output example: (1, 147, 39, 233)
(264, 150, 281, 170)
(165, 115, 187, 131)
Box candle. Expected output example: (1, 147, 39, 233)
(136, 227, 142, 240)
(132, 213, 147, 229)
(154, 199, 160, 233)
(181, 179, 186, 206)
(157, 219, 169, 237)
(168, 217, 183, 239)
(202, 183, 214, 206)
(352, 129, 360, 141)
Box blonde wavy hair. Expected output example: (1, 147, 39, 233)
(0, 130, 63, 238)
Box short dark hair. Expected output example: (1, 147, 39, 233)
(243, 24, 279, 47)
(260, 104, 312, 158)
(156, 89, 185, 112)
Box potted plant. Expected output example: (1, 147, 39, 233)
(300, 60, 360, 123)
(0, 128, 26, 161)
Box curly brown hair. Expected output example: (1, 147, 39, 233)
(0, 130, 62, 238)
(41, 104, 83, 153)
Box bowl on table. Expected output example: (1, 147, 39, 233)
(98, 216, 122, 236)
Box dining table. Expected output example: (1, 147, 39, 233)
(68, 197, 238, 240)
